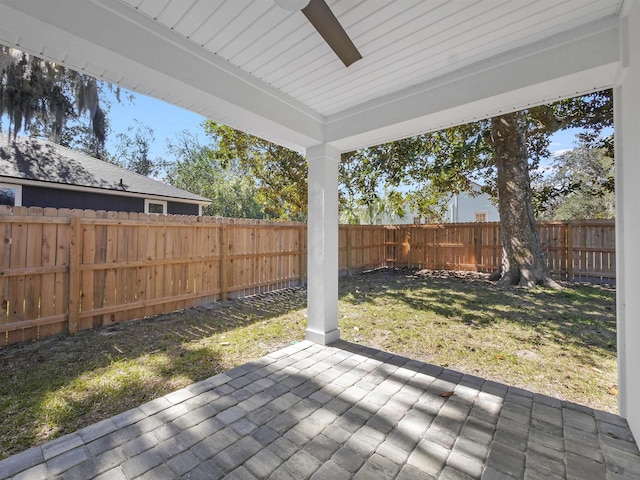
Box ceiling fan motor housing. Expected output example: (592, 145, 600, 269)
(274, 0, 310, 11)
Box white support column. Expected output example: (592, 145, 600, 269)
(305, 143, 340, 345)
(616, 0, 640, 439)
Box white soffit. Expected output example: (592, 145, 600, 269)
(125, 0, 621, 116)
(0, 0, 626, 152)
(326, 16, 622, 151)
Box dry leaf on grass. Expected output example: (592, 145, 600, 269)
(609, 387, 618, 396)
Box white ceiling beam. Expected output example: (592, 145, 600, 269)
(325, 17, 621, 152)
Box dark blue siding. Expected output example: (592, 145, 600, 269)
(22, 185, 200, 214)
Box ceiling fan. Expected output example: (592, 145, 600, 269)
(275, 0, 362, 67)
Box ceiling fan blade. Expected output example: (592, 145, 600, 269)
(302, 0, 362, 67)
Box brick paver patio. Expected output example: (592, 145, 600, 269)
(1, 340, 638, 479)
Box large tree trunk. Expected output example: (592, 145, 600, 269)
(489, 112, 560, 288)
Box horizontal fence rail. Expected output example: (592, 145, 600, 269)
(0, 206, 615, 347)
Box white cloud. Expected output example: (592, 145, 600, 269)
(536, 164, 555, 174)
(551, 148, 571, 158)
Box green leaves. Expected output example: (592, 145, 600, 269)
(175, 92, 612, 225)
(166, 130, 265, 219)
(338, 91, 612, 224)
(535, 144, 615, 220)
(202, 121, 308, 220)
(340, 119, 494, 222)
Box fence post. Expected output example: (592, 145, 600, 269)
(346, 226, 352, 275)
(402, 227, 410, 268)
(68, 217, 81, 334)
(389, 226, 396, 268)
(473, 224, 481, 271)
(220, 223, 228, 301)
(383, 227, 391, 268)
(408, 227, 412, 268)
(566, 221, 574, 281)
(298, 225, 305, 285)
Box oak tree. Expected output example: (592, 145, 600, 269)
(166, 131, 264, 218)
(346, 91, 612, 287)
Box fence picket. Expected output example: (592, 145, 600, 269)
(80, 210, 96, 330)
(93, 211, 107, 326)
(135, 216, 148, 319)
(220, 224, 228, 301)
(7, 208, 28, 345)
(0, 212, 11, 341)
(153, 222, 166, 316)
(68, 216, 81, 335)
(39, 208, 58, 338)
(103, 216, 118, 325)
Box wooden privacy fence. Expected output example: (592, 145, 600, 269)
(0, 206, 307, 347)
(339, 225, 386, 275)
(385, 221, 616, 284)
(0, 206, 615, 347)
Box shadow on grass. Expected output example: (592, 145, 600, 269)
(337, 269, 616, 360)
(0, 269, 617, 459)
(0, 288, 307, 459)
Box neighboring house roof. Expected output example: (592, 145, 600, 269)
(0, 133, 210, 204)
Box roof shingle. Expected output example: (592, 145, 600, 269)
(0, 133, 210, 203)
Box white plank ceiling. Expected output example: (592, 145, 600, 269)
(0, 0, 625, 150)
(123, 0, 621, 116)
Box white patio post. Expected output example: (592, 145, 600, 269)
(616, 0, 640, 439)
(305, 143, 340, 345)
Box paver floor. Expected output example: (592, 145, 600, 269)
(1, 340, 638, 480)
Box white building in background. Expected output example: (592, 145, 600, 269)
(444, 182, 499, 223)
(384, 181, 500, 225)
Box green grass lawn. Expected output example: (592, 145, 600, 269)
(0, 269, 617, 459)
(339, 270, 617, 411)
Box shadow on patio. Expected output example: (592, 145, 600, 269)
(0, 340, 637, 480)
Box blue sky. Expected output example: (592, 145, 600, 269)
(105, 90, 206, 161)
(548, 127, 586, 157)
